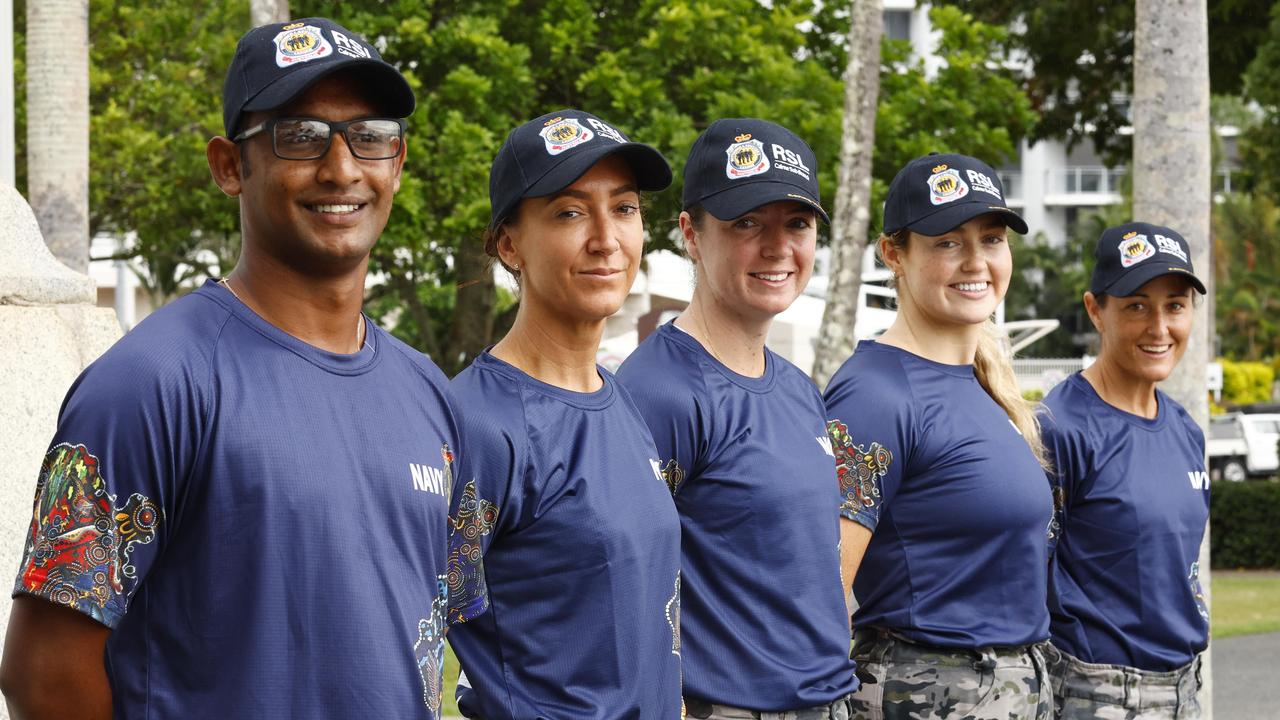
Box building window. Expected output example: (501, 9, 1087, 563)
(883, 10, 911, 41)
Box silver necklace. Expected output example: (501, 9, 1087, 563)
(219, 277, 365, 350)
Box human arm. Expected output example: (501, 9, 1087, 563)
(839, 518, 874, 621)
(1, 596, 112, 720)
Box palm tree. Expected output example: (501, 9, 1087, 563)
(812, 0, 883, 387)
(1132, 0, 1213, 714)
(25, 0, 89, 273)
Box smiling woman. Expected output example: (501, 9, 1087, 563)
(616, 119, 860, 719)
(443, 110, 684, 719)
(1040, 222, 1211, 719)
(824, 152, 1056, 720)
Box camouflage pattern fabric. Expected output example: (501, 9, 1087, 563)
(683, 695, 854, 719)
(848, 628, 1052, 720)
(1044, 644, 1202, 719)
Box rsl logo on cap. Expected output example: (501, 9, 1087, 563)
(273, 24, 333, 68)
(927, 164, 970, 206)
(1118, 231, 1155, 267)
(540, 117, 594, 155)
(725, 133, 770, 180)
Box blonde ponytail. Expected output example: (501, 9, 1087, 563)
(973, 320, 1050, 470)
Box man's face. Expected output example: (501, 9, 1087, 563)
(233, 72, 405, 274)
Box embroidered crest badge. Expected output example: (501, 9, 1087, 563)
(1119, 231, 1155, 268)
(540, 117, 594, 155)
(724, 133, 770, 179)
(927, 164, 970, 206)
(273, 24, 333, 68)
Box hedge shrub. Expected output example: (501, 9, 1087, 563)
(1211, 480, 1280, 569)
(1220, 359, 1275, 406)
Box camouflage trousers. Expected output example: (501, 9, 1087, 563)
(682, 694, 854, 719)
(848, 627, 1053, 720)
(1044, 644, 1202, 720)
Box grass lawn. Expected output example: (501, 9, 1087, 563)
(444, 645, 460, 716)
(1212, 569, 1280, 639)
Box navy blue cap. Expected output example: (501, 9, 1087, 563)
(883, 153, 1027, 235)
(222, 18, 415, 137)
(682, 118, 828, 223)
(1090, 222, 1207, 297)
(488, 110, 672, 227)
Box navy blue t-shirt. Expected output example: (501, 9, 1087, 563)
(13, 280, 464, 718)
(1042, 373, 1210, 671)
(446, 351, 683, 719)
(823, 340, 1052, 648)
(616, 322, 858, 711)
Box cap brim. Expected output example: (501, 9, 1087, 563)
(235, 58, 415, 135)
(900, 201, 1028, 236)
(524, 142, 673, 199)
(1101, 262, 1208, 297)
(698, 180, 830, 224)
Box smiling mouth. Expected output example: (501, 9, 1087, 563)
(1139, 344, 1172, 355)
(951, 281, 990, 293)
(306, 203, 365, 215)
(750, 272, 792, 282)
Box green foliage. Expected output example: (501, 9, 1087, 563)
(1242, 3, 1280, 197)
(1213, 192, 1280, 360)
(1220, 359, 1276, 406)
(1004, 200, 1132, 357)
(937, 0, 1273, 163)
(87, 1, 247, 303)
(1211, 480, 1280, 569)
(15, 1, 1036, 373)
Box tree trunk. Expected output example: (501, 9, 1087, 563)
(446, 237, 496, 376)
(250, 0, 290, 27)
(812, 0, 883, 388)
(1132, 0, 1213, 716)
(25, 0, 89, 273)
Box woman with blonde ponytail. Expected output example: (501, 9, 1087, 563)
(823, 153, 1054, 720)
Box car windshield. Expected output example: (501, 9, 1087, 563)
(1211, 419, 1243, 440)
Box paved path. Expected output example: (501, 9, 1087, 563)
(1214, 631, 1280, 719)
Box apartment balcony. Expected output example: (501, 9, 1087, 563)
(997, 171, 1024, 208)
(1043, 167, 1126, 206)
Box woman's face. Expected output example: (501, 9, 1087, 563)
(683, 201, 817, 324)
(883, 213, 1012, 330)
(499, 155, 643, 324)
(1086, 274, 1196, 385)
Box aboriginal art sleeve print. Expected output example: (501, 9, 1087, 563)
(444, 367, 522, 626)
(822, 347, 915, 532)
(13, 339, 203, 628)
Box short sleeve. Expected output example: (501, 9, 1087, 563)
(618, 372, 707, 498)
(13, 346, 204, 628)
(823, 369, 912, 532)
(445, 394, 522, 625)
(1038, 404, 1089, 553)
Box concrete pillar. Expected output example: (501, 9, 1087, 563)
(1019, 139, 1049, 242)
(1, 0, 14, 187)
(0, 184, 121, 705)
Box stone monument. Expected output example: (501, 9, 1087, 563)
(0, 184, 121, 696)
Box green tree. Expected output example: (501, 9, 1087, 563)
(1213, 191, 1280, 359)
(934, 0, 1273, 163)
(297, 0, 847, 373)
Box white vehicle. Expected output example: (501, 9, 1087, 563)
(1208, 413, 1280, 482)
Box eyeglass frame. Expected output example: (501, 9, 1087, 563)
(232, 116, 407, 161)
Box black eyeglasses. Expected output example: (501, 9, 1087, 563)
(233, 117, 406, 160)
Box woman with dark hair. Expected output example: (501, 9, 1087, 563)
(1041, 222, 1209, 720)
(446, 109, 683, 719)
(824, 153, 1054, 719)
(617, 118, 859, 719)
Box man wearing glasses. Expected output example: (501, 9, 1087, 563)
(1, 18, 467, 719)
